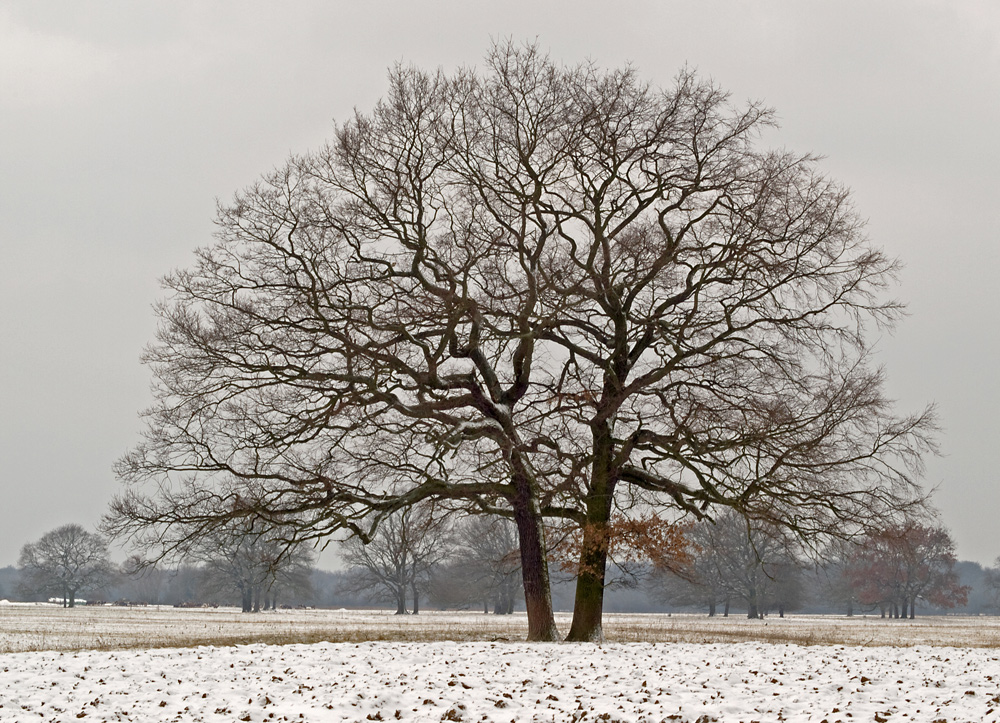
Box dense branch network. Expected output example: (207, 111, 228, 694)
(106, 42, 934, 641)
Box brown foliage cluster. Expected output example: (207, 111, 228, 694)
(552, 516, 693, 577)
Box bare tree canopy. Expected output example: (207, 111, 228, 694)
(340, 505, 452, 615)
(653, 510, 801, 619)
(180, 519, 316, 612)
(18, 524, 114, 607)
(448, 516, 523, 614)
(106, 41, 935, 641)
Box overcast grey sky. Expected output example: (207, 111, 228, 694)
(1, 1, 998, 568)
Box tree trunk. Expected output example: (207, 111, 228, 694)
(394, 588, 407, 615)
(846, 598, 854, 617)
(510, 464, 559, 641)
(747, 584, 759, 619)
(778, 603, 785, 618)
(566, 423, 615, 642)
(724, 599, 730, 617)
(566, 522, 609, 641)
(909, 596, 916, 620)
(708, 600, 716, 617)
(900, 598, 907, 619)
(411, 581, 419, 616)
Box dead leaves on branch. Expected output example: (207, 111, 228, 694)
(551, 515, 694, 577)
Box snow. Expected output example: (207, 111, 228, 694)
(2, 609, 1000, 721)
(1, 640, 999, 721)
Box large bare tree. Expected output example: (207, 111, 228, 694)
(18, 524, 114, 607)
(107, 41, 933, 641)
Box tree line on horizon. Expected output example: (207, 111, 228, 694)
(5, 515, 1000, 619)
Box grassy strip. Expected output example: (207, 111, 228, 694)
(3, 608, 1000, 653)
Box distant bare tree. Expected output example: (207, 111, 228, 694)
(340, 505, 452, 614)
(449, 516, 522, 614)
(18, 524, 114, 607)
(119, 555, 170, 604)
(812, 539, 864, 616)
(986, 559, 1000, 611)
(179, 519, 315, 612)
(654, 511, 801, 618)
(107, 41, 935, 642)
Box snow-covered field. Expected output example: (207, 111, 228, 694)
(3, 606, 1000, 721)
(3, 640, 1000, 722)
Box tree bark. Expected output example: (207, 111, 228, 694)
(565, 521, 609, 641)
(411, 581, 419, 615)
(511, 472, 559, 641)
(566, 423, 615, 642)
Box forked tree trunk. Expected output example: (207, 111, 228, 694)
(510, 464, 559, 641)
